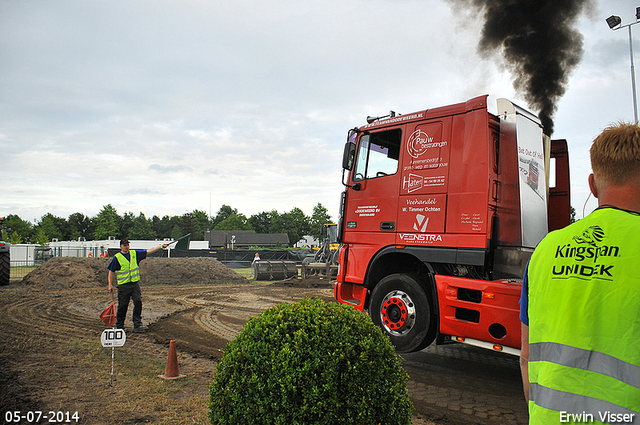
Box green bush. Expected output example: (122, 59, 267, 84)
(208, 298, 413, 425)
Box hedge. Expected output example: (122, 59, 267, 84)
(208, 298, 412, 425)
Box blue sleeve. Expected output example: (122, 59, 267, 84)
(107, 257, 120, 272)
(137, 249, 147, 262)
(519, 261, 530, 326)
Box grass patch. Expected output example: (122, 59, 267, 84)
(10, 265, 39, 280)
(77, 338, 210, 424)
(233, 267, 254, 279)
(2, 333, 211, 425)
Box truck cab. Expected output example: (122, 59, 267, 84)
(335, 95, 570, 353)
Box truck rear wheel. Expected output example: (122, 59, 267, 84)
(369, 273, 436, 353)
(0, 251, 9, 286)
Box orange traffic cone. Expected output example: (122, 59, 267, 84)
(158, 340, 186, 380)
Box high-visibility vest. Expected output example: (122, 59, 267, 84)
(114, 250, 140, 285)
(527, 207, 640, 423)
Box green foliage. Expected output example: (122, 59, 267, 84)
(152, 215, 173, 239)
(2, 215, 33, 242)
(129, 213, 156, 240)
(7, 231, 22, 244)
(120, 211, 136, 238)
(68, 212, 94, 240)
(309, 203, 333, 241)
(192, 209, 211, 238)
(94, 204, 121, 240)
(35, 213, 65, 242)
(214, 213, 253, 231)
(208, 299, 413, 425)
(269, 207, 310, 246)
(33, 229, 49, 246)
(211, 205, 238, 228)
(248, 211, 271, 233)
(180, 211, 203, 239)
(3, 202, 334, 244)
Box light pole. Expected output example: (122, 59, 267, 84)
(607, 8, 640, 124)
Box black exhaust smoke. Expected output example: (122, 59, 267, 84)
(448, 0, 594, 135)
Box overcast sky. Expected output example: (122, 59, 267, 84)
(1, 0, 637, 225)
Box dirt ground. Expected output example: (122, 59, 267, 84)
(0, 257, 526, 425)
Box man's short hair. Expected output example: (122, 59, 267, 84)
(590, 122, 640, 186)
(120, 239, 130, 246)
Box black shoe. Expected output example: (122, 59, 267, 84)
(133, 325, 148, 333)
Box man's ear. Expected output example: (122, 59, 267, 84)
(588, 173, 599, 198)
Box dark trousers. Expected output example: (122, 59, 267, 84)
(116, 281, 142, 329)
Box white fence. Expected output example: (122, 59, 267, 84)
(10, 239, 207, 266)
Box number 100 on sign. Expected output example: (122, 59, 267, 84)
(101, 328, 126, 347)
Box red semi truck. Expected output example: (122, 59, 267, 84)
(334, 95, 571, 354)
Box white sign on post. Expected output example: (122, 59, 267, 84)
(101, 328, 127, 347)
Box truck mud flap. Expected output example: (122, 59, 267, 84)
(334, 281, 367, 312)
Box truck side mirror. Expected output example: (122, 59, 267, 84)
(342, 142, 356, 171)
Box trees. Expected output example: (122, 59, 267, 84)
(269, 208, 310, 246)
(2, 202, 334, 247)
(2, 215, 33, 244)
(248, 211, 271, 234)
(151, 215, 173, 240)
(120, 212, 135, 239)
(68, 212, 94, 241)
(33, 229, 49, 247)
(309, 203, 333, 241)
(214, 214, 252, 231)
(35, 213, 65, 242)
(211, 205, 237, 229)
(129, 213, 156, 240)
(284, 207, 311, 246)
(191, 210, 210, 241)
(179, 212, 200, 240)
(94, 204, 120, 240)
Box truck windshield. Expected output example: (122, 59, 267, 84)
(353, 129, 401, 181)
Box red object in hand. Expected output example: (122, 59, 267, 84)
(100, 303, 116, 327)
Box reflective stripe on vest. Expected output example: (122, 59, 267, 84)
(531, 342, 640, 389)
(527, 208, 640, 423)
(529, 384, 638, 422)
(115, 250, 140, 285)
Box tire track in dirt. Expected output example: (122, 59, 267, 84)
(159, 283, 336, 344)
(148, 283, 336, 359)
(1, 281, 525, 425)
(1, 289, 103, 340)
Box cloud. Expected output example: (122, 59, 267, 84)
(0, 0, 637, 223)
(123, 188, 165, 196)
(148, 164, 192, 174)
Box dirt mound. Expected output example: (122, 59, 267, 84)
(142, 257, 248, 285)
(20, 257, 248, 288)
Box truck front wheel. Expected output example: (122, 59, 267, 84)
(369, 273, 436, 353)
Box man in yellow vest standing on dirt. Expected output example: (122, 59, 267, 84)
(520, 122, 640, 423)
(108, 239, 168, 332)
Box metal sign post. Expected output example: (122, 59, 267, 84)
(101, 328, 126, 385)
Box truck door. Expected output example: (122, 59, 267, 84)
(343, 128, 402, 243)
(396, 119, 451, 236)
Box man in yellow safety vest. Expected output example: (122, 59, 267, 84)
(107, 239, 168, 332)
(520, 122, 640, 423)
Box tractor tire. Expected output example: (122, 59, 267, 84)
(369, 273, 436, 353)
(0, 251, 9, 286)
